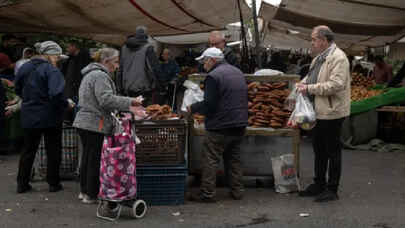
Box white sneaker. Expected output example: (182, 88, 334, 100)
(78, 192, 86, 200)
(82, 196, 97, 204)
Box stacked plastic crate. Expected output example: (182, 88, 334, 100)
(135, 119, 188, 206)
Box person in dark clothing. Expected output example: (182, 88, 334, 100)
(187, 47, 248, 203)
(388, 62, 405, 88)
(157, 48, 180, 105)
(0, 34, 19, 63)
(61, 41, 92, 99)
(14, 41, 71, 194)
(116, 26, 163, 106)
(0, 81, 6, 147)
(208, 31, 240, 69)
(268, 52, 287, 73)
(60, 41, 92, 122)
(0, 53, 14, 81)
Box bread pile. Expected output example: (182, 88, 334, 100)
(247, 82, 292, 128)
(146, 104, 178, 120)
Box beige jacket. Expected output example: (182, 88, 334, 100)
(304, 44, 351, 120)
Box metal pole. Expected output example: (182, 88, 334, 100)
(252, 0, 262, 69)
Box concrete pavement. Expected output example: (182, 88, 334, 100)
(0, 139, 404, 228)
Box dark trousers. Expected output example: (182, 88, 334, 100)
(17, 127, 62, 187)
(312, 118, 344, 192)
(78, 129, 104, 199)
(201, 130, 244, 198)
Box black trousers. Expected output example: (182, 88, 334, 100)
(17, 127, 62, 187)
(78, 129, 104, 199)
(312, 118, 344, 192)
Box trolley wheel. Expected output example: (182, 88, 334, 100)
(132, 200, 147, 219)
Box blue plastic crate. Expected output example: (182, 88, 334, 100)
(136, 165, 187, 206)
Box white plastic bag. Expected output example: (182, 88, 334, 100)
(287, 93, 316, 130)
(271, 154, 298, 193)
(181, 80, 204, 112)
(254, 69, 284, 76)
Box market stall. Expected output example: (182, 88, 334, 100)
(342, 72, 405, 146)
(187, 74, 301, 177)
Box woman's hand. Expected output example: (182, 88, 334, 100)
(131, 96, 144, 106)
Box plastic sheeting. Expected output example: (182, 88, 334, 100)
(260, 0, 405, 51)
(0, 0, 251, 45)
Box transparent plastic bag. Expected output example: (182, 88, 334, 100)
(284, 86, 297, 111)
(287, 93, 316, 130)
(181, 80, 204, 112)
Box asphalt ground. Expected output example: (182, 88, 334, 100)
(0, 139, 404, 228)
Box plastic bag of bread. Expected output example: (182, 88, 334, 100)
(287, 93, 316, 130)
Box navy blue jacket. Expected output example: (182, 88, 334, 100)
(191, 62, 248, 131)
(15, 58, 67, 128)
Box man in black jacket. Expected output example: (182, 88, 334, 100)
(116, 26, 163, 106)
(60, 41, 92, 122)
(187, 47, 248, 203)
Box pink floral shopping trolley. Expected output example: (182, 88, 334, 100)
(97, 113, 147, 221)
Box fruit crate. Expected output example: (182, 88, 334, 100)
(136, 165, 187, 206)
(134, 119, 188, 165)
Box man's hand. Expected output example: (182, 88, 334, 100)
(296, 83, 308, 95)
(186, 106, 191, 113)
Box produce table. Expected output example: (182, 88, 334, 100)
(351, 87, 405, 115)
(187, 74, 301, 177)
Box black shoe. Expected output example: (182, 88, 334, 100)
(229, 192, 243, 200)
(314, 189, 339, 202)
(299, 183, 325, 197)
(49, 184, 63, 192)
(17, 184, 32, 194)
(188, 192, 217, 203)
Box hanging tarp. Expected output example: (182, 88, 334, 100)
(0, 0, 251, 45)
(260, 1, 405, 51)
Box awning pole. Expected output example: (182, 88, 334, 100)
(252, 0, 262, 69)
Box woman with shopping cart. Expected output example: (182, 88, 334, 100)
(73, 48, 146, 220)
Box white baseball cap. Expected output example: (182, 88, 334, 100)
(195, 47, 224, 61)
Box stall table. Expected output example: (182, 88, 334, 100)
(188, 74, 301, 177)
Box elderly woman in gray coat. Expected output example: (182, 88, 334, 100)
(73, 48, 140, 208)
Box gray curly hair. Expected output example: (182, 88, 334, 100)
(98, 48, 119, 63)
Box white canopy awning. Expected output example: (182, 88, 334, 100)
(0, 0, 251, 45)
(260, 0, 405, 51)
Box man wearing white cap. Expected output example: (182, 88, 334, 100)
(187, 47, 248, 203)
(14, 41, 71, 194)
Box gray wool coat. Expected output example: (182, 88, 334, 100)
(73, 63, 132, 135)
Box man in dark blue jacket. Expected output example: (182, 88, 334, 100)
(187, 47, 248, 203)
(14, 41, 69, 194)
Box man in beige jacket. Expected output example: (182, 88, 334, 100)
(296, 26, 351, 202)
